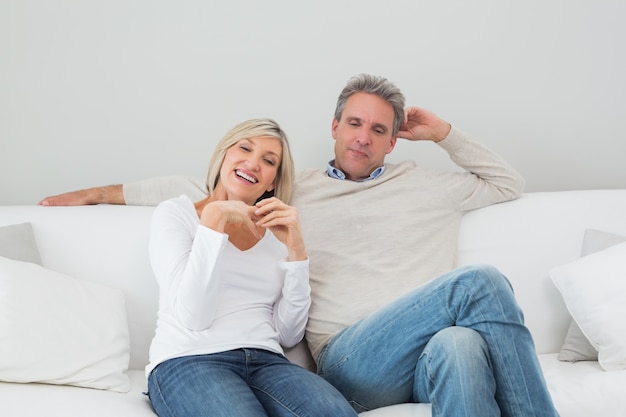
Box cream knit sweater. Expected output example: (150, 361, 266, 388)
(124, 126, 525, 362)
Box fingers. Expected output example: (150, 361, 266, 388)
(38, 197, 55, 206)
(38, 190, 90, 206)
(243, 217, 262, 239)
(254, 198, 297, 227)
(231, 205, 263, 238)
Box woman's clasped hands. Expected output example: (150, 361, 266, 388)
(200, 197, 306, 261)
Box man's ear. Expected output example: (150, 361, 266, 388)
(331, 118, 339, 139)
(386, 136, 398, 154)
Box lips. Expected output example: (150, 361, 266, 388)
(235, 169, 258, 184)
(348, 148, 369, 159)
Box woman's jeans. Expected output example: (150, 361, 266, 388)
(148, 348, 357, 417)
(317, 264, 560, 417)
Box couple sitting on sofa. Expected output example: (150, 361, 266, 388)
(40, 74, 560, 417)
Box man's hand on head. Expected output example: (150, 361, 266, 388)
(398, 107, 452, 143)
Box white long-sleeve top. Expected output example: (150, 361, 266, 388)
(145, 195, 310, 376)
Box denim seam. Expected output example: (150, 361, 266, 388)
(249, 384, 301, 417)
(149, 367, 179, 417)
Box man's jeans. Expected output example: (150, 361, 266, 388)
(148, 349, 357, 417)
(317, 264, 560, 417)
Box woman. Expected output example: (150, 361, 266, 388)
(145, 119, 357, 417)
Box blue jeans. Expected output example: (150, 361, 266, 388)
(148, 348, 357, 417)
(317, 265, 560, 417)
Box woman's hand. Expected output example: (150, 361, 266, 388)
(255, 197, 307, 261)
(199, 200, 261, 239)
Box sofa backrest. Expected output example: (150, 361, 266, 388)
(0, 205, 158, 371)
(2, 189, 625, 370)
(457, 189, 626, 354)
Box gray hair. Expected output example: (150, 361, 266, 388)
(334, 74, 406, 136)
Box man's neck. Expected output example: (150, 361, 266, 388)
(326, 160, 385, 182)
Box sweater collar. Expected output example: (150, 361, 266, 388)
(326, 160, 385, 182)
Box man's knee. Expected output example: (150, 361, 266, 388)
(419, 327, 492, 392)
(455, 264, 514, 294)
(416, 327, 499, 412)
(425, 326, 488, 359)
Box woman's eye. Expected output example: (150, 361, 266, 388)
(240, 145, 250, 152)
(264, 159, 276, 166)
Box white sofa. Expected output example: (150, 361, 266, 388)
(1, 189, 625, 417)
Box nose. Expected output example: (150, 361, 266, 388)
(245, 154, 262, 171)
(355, 127, 371, 146)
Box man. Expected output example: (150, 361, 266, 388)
(40, 74, 559, 416)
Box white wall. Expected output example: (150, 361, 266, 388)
(1, 0, 625, 205)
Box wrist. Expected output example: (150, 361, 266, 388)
(287, 240, 307, 261)
(199, 202, 228, 232)
(287, 249, 307, 262)
(432, 121, 452, 143)
(96, 185, 125, 204)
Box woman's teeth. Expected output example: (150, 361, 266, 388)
(236, 170, 257, 183)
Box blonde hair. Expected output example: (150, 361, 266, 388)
(205, 118, 295, 203)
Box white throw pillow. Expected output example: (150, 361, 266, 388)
(550, 242, 626, 371)
(0, 222, 42, 265)
(558, 229, 626, 362)
(0, 256, 131, 392)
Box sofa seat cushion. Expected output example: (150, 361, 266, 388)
(359, 403, 431, 416)
(539, 353, 626, 417)
(6, 356, 623, 417)
(0, 370, 154, 417)
(0, 369, 431, 417)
